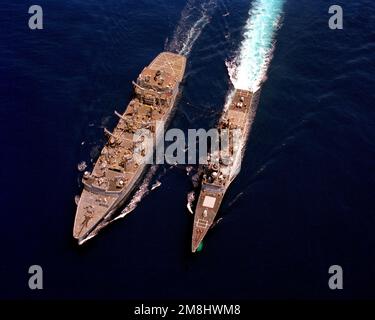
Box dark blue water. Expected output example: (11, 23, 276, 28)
(1, 0, 375, 299)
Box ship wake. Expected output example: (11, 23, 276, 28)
(116, 165, 162, 220)
(166, 0, 218, 56)
(226, 0, 285, 92)
(225, 0, 284, 180)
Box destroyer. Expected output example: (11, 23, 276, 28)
(191, 89, 259, 252)
(74, 52, 186, 243)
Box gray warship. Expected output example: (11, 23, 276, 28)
(191, 89, 259, 252)
(74, 52, 186, 243)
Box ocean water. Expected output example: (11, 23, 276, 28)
(1, 0, 375, 299)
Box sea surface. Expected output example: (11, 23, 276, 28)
(1, 0, 375, 299)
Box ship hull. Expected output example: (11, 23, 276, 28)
(191, 89, 259, 252)
(74, 52, 186, 243)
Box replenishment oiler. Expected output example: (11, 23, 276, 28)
(74, 52, 186, 244)
(191, 89, 259, 252)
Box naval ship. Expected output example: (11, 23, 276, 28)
(191, 89, 259, 252)
(74, 52, 186, 243)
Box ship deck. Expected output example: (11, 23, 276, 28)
(192, 185, 225, 252)
(149, 52, 186, 82)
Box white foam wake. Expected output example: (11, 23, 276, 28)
(226, 0, 285, 91)
(166, 0, 217, 56)
(116, 165, 162, 220)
